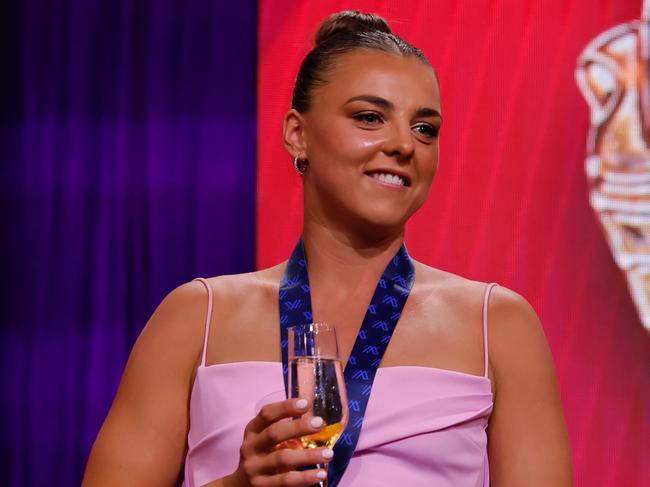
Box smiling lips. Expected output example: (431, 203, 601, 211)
(365, 171, 409, 188)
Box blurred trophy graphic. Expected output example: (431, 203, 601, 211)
(576, 1, 650, 331)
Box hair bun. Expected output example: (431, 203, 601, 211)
(314, 10, 392, 46)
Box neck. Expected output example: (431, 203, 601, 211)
(301, 218, 405, 293)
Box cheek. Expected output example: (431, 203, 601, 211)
(418, 144, 440, 181)
(347, 137, 385, 153)
(325, 137, 384, 167)
(309, 120, 384, 165)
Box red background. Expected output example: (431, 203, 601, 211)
(257, 1, 650, 485)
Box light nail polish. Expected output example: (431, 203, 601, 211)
(322, 448, 334, 459)
(295, 398, 308, 409)
(310, 416, 324, 428)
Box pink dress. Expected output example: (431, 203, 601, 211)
(182, 280, 496, 487)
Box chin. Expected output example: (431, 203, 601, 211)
(363, 199, 419, 225)
(353, 210, 410, 236)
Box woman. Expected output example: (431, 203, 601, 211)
(83, 11, 572, 487)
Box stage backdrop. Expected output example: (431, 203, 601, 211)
(257, 1, 650, 485)
(1, 1, 257, 485)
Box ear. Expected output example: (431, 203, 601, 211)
(282, 109, 307, 159)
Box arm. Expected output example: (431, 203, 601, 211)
(83, 277, 329, 487)
(82, 281, 207, 486)
(487, 287, 573, 486)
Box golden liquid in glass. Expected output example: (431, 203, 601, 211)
(301, 422, 345, 449)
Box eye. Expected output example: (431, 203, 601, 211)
(412, 123, 440, 139)
(353, 111, 384, 126)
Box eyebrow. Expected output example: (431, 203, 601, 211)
(344, 95, 443, 120)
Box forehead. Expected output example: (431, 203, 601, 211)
(311, 50, 441, 111)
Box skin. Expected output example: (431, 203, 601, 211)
(82, 50, 573, 487)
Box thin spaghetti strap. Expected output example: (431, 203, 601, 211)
(193, 277, 214, 367)
(482, 283, 498, 378)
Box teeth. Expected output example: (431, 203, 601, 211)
(371, 172, 405, 186)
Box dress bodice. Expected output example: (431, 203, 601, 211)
(182, 361, 492, 487)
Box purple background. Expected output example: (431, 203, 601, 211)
(1, 1, 257, 485)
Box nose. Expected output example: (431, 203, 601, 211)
(383, 120, 415, 162)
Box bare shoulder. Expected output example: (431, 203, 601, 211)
(201, 262, 285, 303)
(410, 261, 549, 379)
(206, 262, 285, 292)
(487, 284, 539, 323)
(194, 264, 288, 364)
(411, 260, 490, 310)
(470, 286, 572, 485)
(139, 264, 285, 369)
(484, 286, 554, 390)
(413, 259, 540, 330)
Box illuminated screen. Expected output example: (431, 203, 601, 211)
(257, 1, 650, 485)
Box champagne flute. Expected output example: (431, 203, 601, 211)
(288, 323, 348, 487)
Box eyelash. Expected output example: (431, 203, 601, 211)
(352, 112, 439, 139)
(413, 123, 440, 138)
(353, 112, 384, 125)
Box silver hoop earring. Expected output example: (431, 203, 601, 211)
(294, 156, 306, 175)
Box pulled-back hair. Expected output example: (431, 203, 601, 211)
(291, 11, 433, 113)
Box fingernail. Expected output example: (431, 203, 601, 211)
(310, 416, 324, 428)
(321, 448, 334, 459)
(295, 398, 308, 409)
(316, 470, 327, 479)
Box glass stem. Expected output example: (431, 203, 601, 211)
(316, 463, 328, 487)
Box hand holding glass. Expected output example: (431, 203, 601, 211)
(288, 323, 349, 486)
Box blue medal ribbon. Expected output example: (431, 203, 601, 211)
(279, 238, 415, 486)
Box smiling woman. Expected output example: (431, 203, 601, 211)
(82, 10, 572, 487)
(284, 49, 442, 237)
